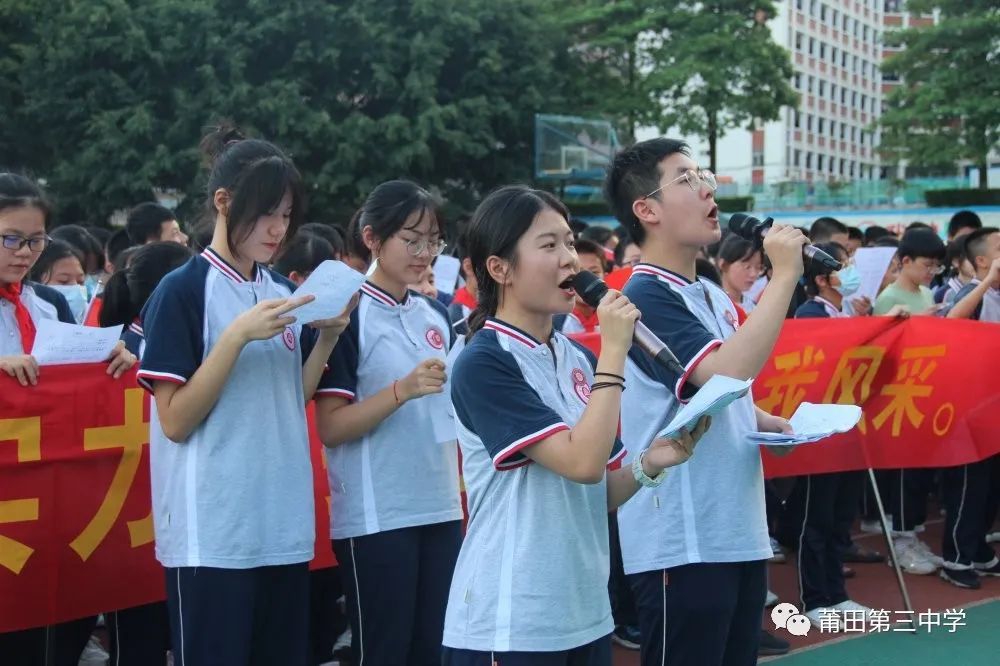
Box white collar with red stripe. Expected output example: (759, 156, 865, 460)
(483, 317, 545, 349)
(812, 296, 846, 318)
(360, 280, 408, 307)
(201, 247, 263, 284)
(631, 263, 695, 288)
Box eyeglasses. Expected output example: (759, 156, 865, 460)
(399, 235, 447, 257)
(2, 234, 51, 253)
(644, 169, 718, 199)
(914, 258, 945, 275)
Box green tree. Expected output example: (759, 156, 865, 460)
(643, 1, 798, 173)
(878, 0, 1000, 189)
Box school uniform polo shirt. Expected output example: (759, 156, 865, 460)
(952, 278, 1000, 322)
(121, 320, 145, 357)
(318, 281, 463, 539)
(443, 318, 624, 652)
(617, 263, 771, 574)
(137, 248, 315, 569)
(795, 296, 844, 319)
(0, 282, 72, 354)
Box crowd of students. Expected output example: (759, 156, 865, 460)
(1, 130, 998, 666)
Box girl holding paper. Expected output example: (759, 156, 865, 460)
(442, 185, 707, 665)
(136, 125, 353, 666)
(314, 179, 463, 666)
(0, 173, 135, 664)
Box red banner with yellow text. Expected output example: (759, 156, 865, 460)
(0, 366, 334, 633)
(570, 317, 1000, 477)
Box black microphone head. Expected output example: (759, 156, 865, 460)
(728, 213, 763, 239)
(571, 270, 608, 308)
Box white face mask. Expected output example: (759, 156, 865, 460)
(49, 284, 87, 323)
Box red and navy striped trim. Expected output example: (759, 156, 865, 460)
(360, 282, 400, 307)
(200, 247, 262, 284)
(492, 422, 570, 470)
(483, 319, 541, 349)
(632, 264, 691, 288)
(128, 321, 144, 337)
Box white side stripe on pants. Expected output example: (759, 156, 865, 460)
(177, 571, 186, 666)
(797, 476, 812, 610)
(350, 538, 365, 666)
(661, 571, 667, 666)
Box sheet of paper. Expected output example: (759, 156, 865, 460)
(853, 247, 897, 303)
(32, 320, 123, 366)
(656, 375, 753, 439)
(433, 255, 461, 295)
(289, 260, 366, 323)
(748, 402, 862, 446)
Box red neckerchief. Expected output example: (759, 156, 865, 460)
(572, 304, 601, 332)
(0, 282, 36, 353)
(452, 286, 478, 310)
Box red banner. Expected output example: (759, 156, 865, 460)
(0, 366, 334, 633)
(570, 317, 1000, 478)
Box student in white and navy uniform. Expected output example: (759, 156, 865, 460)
(604, 139, 809, 666)
(441, 185, 706, 666)
(97, 241, 192, 665)
(941, 227, 1000, 588)
(315, 181, 464, 666)
(137, 129, 354, 666)
(0, 173, 137, 665)
(785, 242, 873, 624)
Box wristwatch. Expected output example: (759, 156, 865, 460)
(632, 449, 667, 488)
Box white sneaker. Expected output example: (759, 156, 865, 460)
(907, 536, 944, 566)
(332, 627, 351, 652)
(832, 599, 874, 625)
(804, 607, 842, 631)
(765, 589, 779, 607)
(860, 519, 885, 534)
(78, 635, 109, 666)
(890, 537, 938, 575)
(986, 531, 1000, 544)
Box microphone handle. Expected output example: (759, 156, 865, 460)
(802, 245, 843, 271)
(633, 322, 685, 375)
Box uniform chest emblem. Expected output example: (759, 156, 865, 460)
(282, 327, 296, 350)
(724, 310, 739, 330)
(571, 367, 591, 404)
(426, 326, 445, 350)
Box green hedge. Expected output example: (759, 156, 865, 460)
(924, 189, 1000, 207)
(716, 196, 754, 213)
(567, 201, 612, 217)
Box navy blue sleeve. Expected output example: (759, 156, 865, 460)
(452, 337, 570, 470)
(29, 283, 75, 324)
(316, 307, 360, 400)
(794, 301, 831, 319)
(951, 283, 983, 321)
(135, 262, 206, 392)
(623, 276, 722, 402)
(120, 329, 144, 356)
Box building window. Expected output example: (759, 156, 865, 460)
(832, 10, 839, 27)
(851, 126, 857, 141)
(830, 120, 837, 137)
(818, 155, 825, 171)
(797, 0, 804, 10)
(853, 55, 859, 73)
(808, 75, 815, 93)
(852, 91, 858, 106)
(885, 0, 901, 10)
(806, 152, 813, 169)
(819, 80, 826, 96)
(831, 47, 838, 64)
(843, 15, 849, 31)
(861, 93, 867, 110)
(820, 3, 827, 22)
(839, 158, 846, 176)
(840, 123, 846, 139)
(820, 43, 826, 59)
(794, 150, 802, 166)
(818, 118, 825, 134)
(807, 114, 814, 131)
(863, 25, 869, 41)
(841, 88, 847, 104)
(794, 111, 801, 128)
(842, 51, 848, 67)
(810, 0, 817, 17)
(809, 37, 815, 55)
(796, 32, 803, 50)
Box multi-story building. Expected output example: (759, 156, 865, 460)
(643, 0, 889, 188)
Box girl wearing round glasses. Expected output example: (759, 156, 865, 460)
(315, 180, 463, 665)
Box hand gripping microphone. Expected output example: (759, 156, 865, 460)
(728, 213, 843, 271)
(571, 270, 685, 376)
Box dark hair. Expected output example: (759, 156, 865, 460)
(299, 223, 345, 258)
(83, 225, 111, 248)
(809, 216, 848, 242)
(272, 233, 335, 278)
(695, 258, 721, 285)
(944, 239, 967, 272)
(864, 225, 893, 245)
(466, 185, 569, 335)
(948, 210, 982, 239)
(99, 242, 192, 327)
(126, 202, 176, 244)
(574, 237, 605, 261)
(873, 236, 900, 248)
(579, 225, 613, 246)
(568, 218, 588, 237)
(604, 138, 690, 245)
(847, 226, 864, 242)
(803, 242, 847, 296)
(188, 216, 215, 253)
(898, 228, 945, 261)
(613, 230, 634, 266)
(0, 173, 51, 227)
(105, 229, 136, 271)
(344, 208, 370, 263)
(359, 180, 440, 248)
(50, 224, 103, 273)
(29, 239, 84, 283)
(906, 221, 933, 232)
(962, 227, 999, 267)
(199, 123, 305, 259)
(717, 234, 759, 267)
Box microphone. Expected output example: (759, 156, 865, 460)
(728, 213, 842, 271)
(571, 271, 685, 376)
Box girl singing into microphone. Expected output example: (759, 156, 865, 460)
(442, 185, 709, 665)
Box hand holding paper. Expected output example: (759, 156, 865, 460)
(289, 260, 366, 324)
(32, 320, 124, 366)
(748, 402, 861, 447)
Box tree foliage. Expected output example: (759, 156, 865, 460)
(879, 0, 1000, 188)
